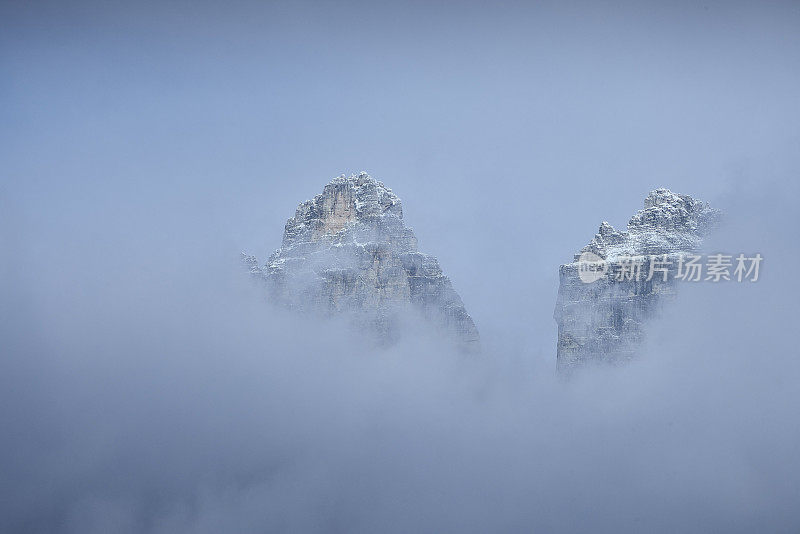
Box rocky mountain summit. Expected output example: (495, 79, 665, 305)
(245, 172, 479, 350)
(555, 188, 720, 371)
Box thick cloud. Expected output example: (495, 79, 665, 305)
(1, 179, 798, 533)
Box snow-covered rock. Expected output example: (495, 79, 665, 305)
(555, 188, 720, 372)
(246, 172, 479, 350)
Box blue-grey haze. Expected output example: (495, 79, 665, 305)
(2, 1, 799, 532)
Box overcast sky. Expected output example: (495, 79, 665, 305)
(2, 1, 800, 532)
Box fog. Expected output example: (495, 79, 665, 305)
(2, 1, 800, 532)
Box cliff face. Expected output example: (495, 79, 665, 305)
(246, 172, 479, 350)
(555, 189, 720, 371)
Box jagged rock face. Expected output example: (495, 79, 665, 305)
(248, 172, 479, 350)
(555, 188, 720, 371)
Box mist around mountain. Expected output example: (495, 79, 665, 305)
(2, 177, 798, 533)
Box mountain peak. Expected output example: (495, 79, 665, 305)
(556, 188, 720, 372)
(248, 173, 479, 350)
(576, 188, 720, 261)
(281, 172, 410, 249)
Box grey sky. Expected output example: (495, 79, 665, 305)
(1, 1, 799, 532)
